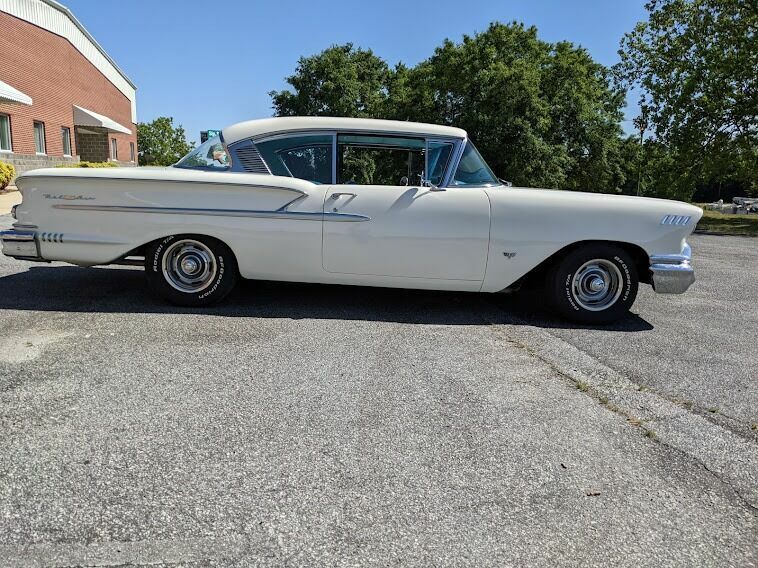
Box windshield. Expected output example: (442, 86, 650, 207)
(451, 141, 499, 187)
(175, 136, 230, 170)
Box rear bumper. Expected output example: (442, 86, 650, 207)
(1, 229, 44, 261)
(649, 242, 695, 294)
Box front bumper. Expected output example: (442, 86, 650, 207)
(1, 229, 44, 261)
(649, 242, 695, 294)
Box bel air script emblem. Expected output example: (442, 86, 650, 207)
(44, 194, 95, 201)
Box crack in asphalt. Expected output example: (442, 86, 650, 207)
(0, 536, 248, 567)
(480, 301, 758, 513)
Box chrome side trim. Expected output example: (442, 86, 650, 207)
(20, 175, 307, 194)
(446, 137, 468, 187)
(277, 193, 307, 211)
(52, 204, 370, 222)
(251, 128, 462, 143)
(332, 133, 338, 184)
(60, 235, 128, 245)
(228, 140, 272, 174)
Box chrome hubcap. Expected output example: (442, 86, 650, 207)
(181, 257, 200, 274)
(588, 276, 606, 293)
(162, 239, 217, 293)
(571, 259, 623, 311)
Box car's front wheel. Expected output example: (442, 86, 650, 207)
(547, 244, 638, 324)
(145, 235, 238, 306)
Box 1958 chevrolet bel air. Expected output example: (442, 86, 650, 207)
(1, 117, 702, 323)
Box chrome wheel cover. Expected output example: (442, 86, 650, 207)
(571, 259, 623, 311)
(161, 239, 217, 293)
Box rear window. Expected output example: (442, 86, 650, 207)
(256, 134, 333, 184)
(175, 136, 230, 170)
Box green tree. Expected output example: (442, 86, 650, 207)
(397, 24, 627, 189)
(271, 23, 628, 192)
(617, 0, 757, 198)
(270, 44, 391, 118)
(137, 117, 193, 166)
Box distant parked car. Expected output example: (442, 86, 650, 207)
(2, 117, 702, 323)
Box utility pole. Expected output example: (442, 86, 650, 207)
(634, 112, 647, 197)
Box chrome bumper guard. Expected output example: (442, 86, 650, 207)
(1, 229, 43, 261)
(649, 243, 695, 294)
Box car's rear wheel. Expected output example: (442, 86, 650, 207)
(547, 244, 638, 324)
(145, 235, 237, 306)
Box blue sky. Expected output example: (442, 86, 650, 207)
(65, 0, 648, 142)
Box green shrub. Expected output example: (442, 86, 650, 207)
(0, 160, 15, 191)
(55, 161, 119, 168)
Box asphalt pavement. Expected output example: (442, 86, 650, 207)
(0, 215, 756, 567)
(497, 233, 758, 430)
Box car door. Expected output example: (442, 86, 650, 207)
(322, 134, 491, 282)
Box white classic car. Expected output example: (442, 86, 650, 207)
(2, 117, 701, 323)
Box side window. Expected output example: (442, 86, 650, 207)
(427, 141, 455, 186)
(452, 141, 499, 187)
(256, 134, 333, 184)
(338, 134, 425, 185)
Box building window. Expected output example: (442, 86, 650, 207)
(34, 121, 46, 155)
(130, 141, 135, 162)
(0, 114, 11, 152)
(61, 127, 72, 156)
(111, 138, 118, 160)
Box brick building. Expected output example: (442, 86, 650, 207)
(0, 0, 137, 181)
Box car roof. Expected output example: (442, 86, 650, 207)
(222, 117, 467, 145)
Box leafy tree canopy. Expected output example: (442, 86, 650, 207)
(271, 14, 755, 199)
(270, 44, 391, 118)
(271, 23, 629, 192)
(617, 0, 757, 197)
(137, 117, 194, 166)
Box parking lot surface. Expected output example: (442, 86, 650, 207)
(499, 233, 758, 429)
(0, 215, 756, 566)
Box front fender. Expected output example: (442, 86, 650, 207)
(481, 187, 701, 292)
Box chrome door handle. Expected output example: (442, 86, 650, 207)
(330, 192, 356, 199)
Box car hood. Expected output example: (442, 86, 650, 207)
(492, 186, 703, 219)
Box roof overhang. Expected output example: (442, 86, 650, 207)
(0, 79, 32, 105)
(73, 105, 131, 135)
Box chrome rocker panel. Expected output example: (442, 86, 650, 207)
(649, 242, 695, 294)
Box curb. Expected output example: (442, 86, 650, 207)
(694, 229, 757, 237)
(488, 314, 758, 510)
